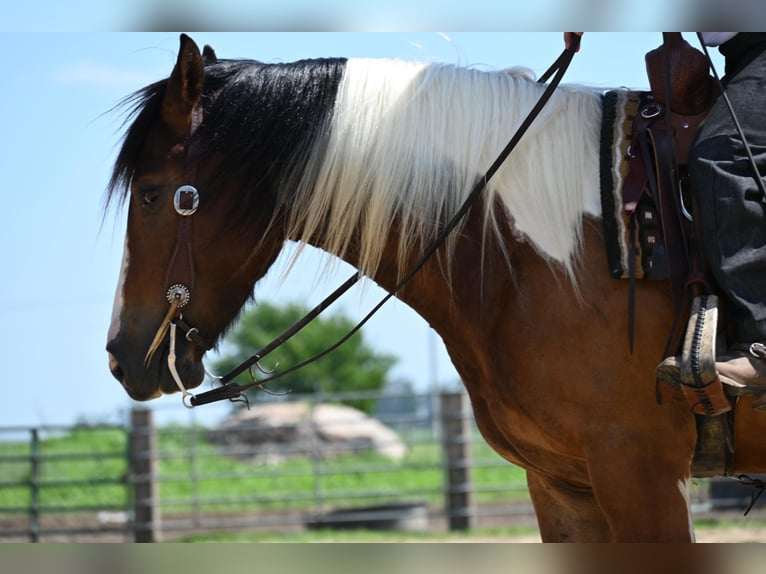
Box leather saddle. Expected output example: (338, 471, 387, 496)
(622, 34, 740, 475)
(622, 33, 718, 350)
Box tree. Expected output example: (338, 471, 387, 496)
(212, 301, 397, 413)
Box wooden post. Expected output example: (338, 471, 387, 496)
(130, 408, 159, 542)
(29, 429, 40, 543)
(440, 391, 473, 531)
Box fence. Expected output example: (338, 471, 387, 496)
(0, 423, 131, 542)
(0, 389, 763, 542)
(0, 390, 537, 542)
(124, 390, 537, 541)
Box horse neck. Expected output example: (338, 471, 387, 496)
(302, 198, 516, 376)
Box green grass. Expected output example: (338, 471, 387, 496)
(3, 425, 764, 542)
(694, 517, 766, 530)
(0, 425, 529, 516)
(156, 426, 529, 514)
(0, 428, 129, 511)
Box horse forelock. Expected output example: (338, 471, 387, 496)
(285, 58, 604, 283)
(105, 80, 167, 214)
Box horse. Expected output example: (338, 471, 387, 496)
(105, 34, 766, 542)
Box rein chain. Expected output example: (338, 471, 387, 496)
(154, 43, 580, 408)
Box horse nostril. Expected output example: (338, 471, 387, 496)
(108, 352, 125, 382)
(111, 365, 125, 382)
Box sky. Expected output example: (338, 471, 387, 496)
(0, 31, 725, 429)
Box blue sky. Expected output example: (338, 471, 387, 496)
(0, 32, 724, 428)
(5, 2, 700, 33)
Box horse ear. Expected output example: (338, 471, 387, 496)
(162, 34, 205, 137)
(202, 45, 217, 63)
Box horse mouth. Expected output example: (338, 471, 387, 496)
(108, 361, 157, 400)
(107, 345, 203, 401)
(126, 384, 164, 402)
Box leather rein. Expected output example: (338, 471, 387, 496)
(147, 42, 581, 408)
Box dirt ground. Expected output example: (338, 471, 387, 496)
(3, 527, 764, 543)
(4, 505, 765, 543)
(450, 527, 766, 543)
(695, 527, 766, 543)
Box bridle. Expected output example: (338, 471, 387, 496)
(145, 41, 581, 409)
(142, 181, 210, 406)
(142, 107, 212, 406)
(144, 185, 199, 363)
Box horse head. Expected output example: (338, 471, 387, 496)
(106, 35, 284, 400)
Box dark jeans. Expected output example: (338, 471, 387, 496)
(692, 34, 766, 343)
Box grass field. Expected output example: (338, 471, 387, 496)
(0, 425, 530, 517)
(3, 424, 765, 542)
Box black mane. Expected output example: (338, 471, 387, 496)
(107, 56, 347, 216)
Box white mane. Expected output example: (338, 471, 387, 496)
(286, 58, 603, 281)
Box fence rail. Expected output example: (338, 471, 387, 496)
(0, 390, 763, 542)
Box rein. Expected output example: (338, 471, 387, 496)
(155, 42, 580, 408)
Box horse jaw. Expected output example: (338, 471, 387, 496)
(106, 235, 204, 401)
(107, 236, 129, 348)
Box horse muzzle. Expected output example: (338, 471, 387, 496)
(107, 331, 205, 401)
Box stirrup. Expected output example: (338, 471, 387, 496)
(679, 294, 732, 416)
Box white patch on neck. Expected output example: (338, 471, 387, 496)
(108, 236, 129, 342)
(288, 58, 603, 283)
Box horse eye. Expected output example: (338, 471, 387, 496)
(140, 188, 161, 206)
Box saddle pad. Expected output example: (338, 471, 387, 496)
(599, 89, 648, 279)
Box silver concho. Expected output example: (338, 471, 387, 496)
(174, 185, 199, 216)
(166, 284, 191, 308)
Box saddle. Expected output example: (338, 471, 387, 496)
(622, 34, 715, 296)
(619, 34, 731, 400)
(618, 34, 742, 476)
